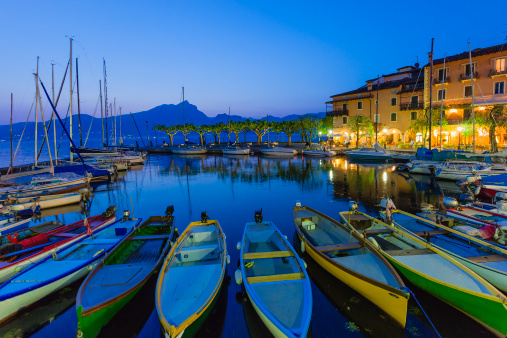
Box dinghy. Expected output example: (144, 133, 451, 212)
(0, 190, 90, 215)
(156, 212, 228, 338)
(77, 207, 176, 338)
(0, 212, 139, 324)
(339, 208, 507, 336)
(293, 203, 409, 328)
(237, 209, 312, 337)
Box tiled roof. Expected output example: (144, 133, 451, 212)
(430, 43, 507, 66)
(331, 78, 410, 98)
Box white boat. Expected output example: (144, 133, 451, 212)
(409, 160, 488, 176)
(301, 149, 335, 157)
(259, 147, 297, 156)
(0, 216, 140, 323)
(344, 144, 393, 161)
(95, 155, 145, 166)
(171, 147, 208, 155)
(222, 146, 250, 155)
(0, 190, 89, 215)
(0, 175, 91, 201)
(435, 165, 507, 181)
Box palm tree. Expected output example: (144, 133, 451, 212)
(280, 120, 298, 146)
(153, 124, 178, 146)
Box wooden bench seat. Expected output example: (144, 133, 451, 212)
(466, 255, 507, 263)
(243, 251, 293, 260)
(130, 234, 172, 241)
(315, 242, 363, 252)
(384, 248, 435, 256)
(246, 272, 304, 284)
(412, 230, 450, 237)
(364, 229, 393, 235)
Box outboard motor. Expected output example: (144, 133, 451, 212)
(428, 165, 437, 177)
(201, 211, 209, 223)
(122, 210, 131, 221)
(163, 205, 175, 223)
(348, 201, 358, 213)
(443, 197, 460, 210)
(459, 194, 474, 203)
(102, 206, 117, 219)
(254, 209, 263, 223)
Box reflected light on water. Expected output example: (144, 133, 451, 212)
(382, 171, 388, 182)
(329, 170, 333, 181)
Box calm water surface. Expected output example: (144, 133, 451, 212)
(0, 155, 493, 337)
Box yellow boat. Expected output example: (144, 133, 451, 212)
(293, 203, 409, 328)
(156, 212, 228, 338)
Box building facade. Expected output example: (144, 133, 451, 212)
(328, 43, 507, 148)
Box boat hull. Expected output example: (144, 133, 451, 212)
(247, 291, 286, 338)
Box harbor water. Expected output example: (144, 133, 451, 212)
(0, 154, 495, 337)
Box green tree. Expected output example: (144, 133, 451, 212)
(237, 120, 250, 143)
(269, 121, 283, 143)
(245, 119, 269, 145)
(153, 124, 178, 146)
(194, 125, 211, 146)
(210, 122, 227, 145)
(473, 105, 506, 152)
(346, 115, 374, 147)
(227, 121, 239, 144)
(280, 120, 299, 146)
(179, 123, 194, 144)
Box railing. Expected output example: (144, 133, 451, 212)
(459, 72, 480, 81)
(489, 69, 507, 77)
(447, 119, 464, 125)
(400, 102, 424, 110)
(433, 76, 450, 85)
(326, 109, 349, 117)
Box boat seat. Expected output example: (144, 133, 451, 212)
(315, 242, 363, 252)
(51, 233, 75, 238)
(466, 255, 507, 263)
(178, 244, 219, 263)
(130, 234, 172, 240)
(384, 248, 435, 256)
(347, 214, 370, 221)
(247, 272, 304, 284)
(81, 238, 120, 245)
(363, 229, 393, 235)
(243, 251, 293, 260)
(412, 230, 450, 237)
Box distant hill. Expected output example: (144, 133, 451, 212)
(0, 101, 325, 141)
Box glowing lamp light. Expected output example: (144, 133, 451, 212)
(328, 129, 333, 134)
(318, 131, 322, 135)
(383, 128, 388, 133)
(478, 106, 486, 111)
(457, 126, 464, 132)
(449, 109, 458, 114)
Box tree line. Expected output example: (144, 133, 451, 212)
(153, 116, 333, 146)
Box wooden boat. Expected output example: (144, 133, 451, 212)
(293, 204, 409, 328)
(156, 212, 227, 338)
(76, 208, 176, 338)
(339, 209, 507, 336)
(0, 215, 140, 324)
(0, 190, 88, 215)
(0, 209, 117, 284)
(0, 176, 90, 201)
(383, 209, 507, 293)
(0, 217, 33, 236)
(236, 210, 312, 338)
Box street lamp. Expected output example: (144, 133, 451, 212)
(318, 131, 322, 142)
(457, 126, 463, 150)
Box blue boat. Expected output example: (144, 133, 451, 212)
(236, 210, 312, 338)
(0, 215, 140, 323)
(382, 208, 507, 293)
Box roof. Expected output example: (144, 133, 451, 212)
(429, 43, 507, 66)
(331, 78, 410, 98)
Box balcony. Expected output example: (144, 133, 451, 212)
(433, 76, 450, 85)
(400, 102, 424, 110)
(459, 72, 480, 82)
(447, 119, 464, 125)
(489, 69, 507, 78)
(326, 109, 349, 117)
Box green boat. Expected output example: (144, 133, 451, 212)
(339, 209, 507, 337)
(76, 207, 176, 338)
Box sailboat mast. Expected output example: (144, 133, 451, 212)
(76, 57, 82, 147)
(35, 56, 39, 166)
(183, 86, 186, 142)
(267, 114, 270, 145)
(119, 106, 122, 146)
(468, 42, 475, 153)
(103, 58, 108, 148)
(440, 56, 446, 150)
(69, 38, 73, 163)
(52, 62, 57, 164)
(428, 38, 434, 150)
(114, 97, 117, 146)
(375, 74, 379, 147)
(100, 80, 104, 147)
(10, 93, 13, 170)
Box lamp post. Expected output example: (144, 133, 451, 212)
(457, 126, 463, 150)
(318, 131, 321, 142)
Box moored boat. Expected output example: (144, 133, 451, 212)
(156, 212, 228, 338)
(344, 147, 393, 161)
(76, 207, 177, 338)
(0, 190, 90, 215)
(222, 146, 250, 155)
(171, 147, 208, 155)
(0, 213, 139, 324)
(259, 147, 297, 157)
(293, 203, 409, 327)
(340, 208, 507, 336)
(236, 210, 312, 337)
(301, 149, 335, 157)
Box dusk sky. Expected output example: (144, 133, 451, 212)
(1, 0, 505, 124)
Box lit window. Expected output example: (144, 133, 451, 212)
(495, 58, 506, 72)
(495, 82, 505, 95)
(464, 86, 472, 98)
(391, 113, 397, 122)
(416, 132, 423, 143)
(357, 101, 363, 110)
(391, 97, 397, 106)
(411, 111, 417, 120)
(438, 89, 446, 100)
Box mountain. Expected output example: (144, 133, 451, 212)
(0, 101, 325, 142)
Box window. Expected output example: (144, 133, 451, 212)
(410, 96, 419, 104)
(464, 63, 476, 76)
(437, 68, 447, 81)
(390, 112, 397, 122)
(342, 116, 348, 124)
(358, 94, 363, 98)
(343, 103, 348, 110)
(464, 85, 472, 97)
(343, 96, 347, 99)
(495, 58, 506, 72)
(411, 111, 417, 120)
(416, 133, 423, 143)
(374, 114, 380, 123)
(357, 101, 363, 110)
(437, 89, 446, 100)
(495, 82, 505, 95)
(392, 89, 397, 93)
(391, 97, 397, 106)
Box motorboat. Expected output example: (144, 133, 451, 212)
(170, 146, 208, 155)
(259, 147, 297, 157)
(435, 165, 507, 181)
(344, 144, 394, 161)
(222, 146, 251, 155)
(301, 149, 335, 157)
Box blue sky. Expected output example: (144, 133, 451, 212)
(1, 0, 505, 124)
